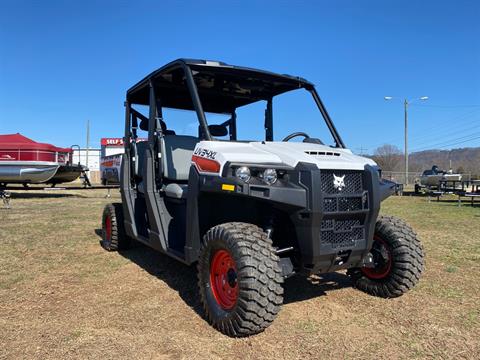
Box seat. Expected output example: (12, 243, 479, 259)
(161, 135, 199, 199)
(162, 135, 199, 181)
(134, 135, 198, 197)
(135, 141, 149, 179)
(135, 141, 149, 193)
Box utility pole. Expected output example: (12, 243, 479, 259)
(356, 146, 368, 156)
(86, 120, 90, 168)
(384, 96, 429, 186)
(404, 99, 408, 185)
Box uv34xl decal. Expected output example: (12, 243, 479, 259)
(194, 147, 217, 160)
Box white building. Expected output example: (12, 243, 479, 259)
(72, 148, 101, 171)
(70, 138, 127, 172)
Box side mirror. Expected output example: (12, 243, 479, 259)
(139, 119, 149, 131)
(209, 124, 228, 137)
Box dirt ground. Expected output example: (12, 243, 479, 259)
(1, 189, 479, 359)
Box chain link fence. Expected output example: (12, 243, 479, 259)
(382, 171, 472, 185)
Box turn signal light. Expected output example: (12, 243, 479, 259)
(192, 155, 220, 173)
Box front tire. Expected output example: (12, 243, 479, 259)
(348, 216, 424, 298)
(197, 222, 284, 337)
(101, 203, 131, 251)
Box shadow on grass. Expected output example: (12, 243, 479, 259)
(94, 229, 352, 314)
(283, 272, 351, 303)
(9, 192, 86, 199)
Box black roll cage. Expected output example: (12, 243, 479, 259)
(124, 59, 345, 148)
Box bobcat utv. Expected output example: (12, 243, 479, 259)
(101, 59, 424, 337)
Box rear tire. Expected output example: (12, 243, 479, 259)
(348, 216, 424, 298)
(197, 222, 284, 337)
(101, 203, 131, 251)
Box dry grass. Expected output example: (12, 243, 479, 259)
(0, 189, 479, 359)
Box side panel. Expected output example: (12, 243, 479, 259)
(120, 152, 139, 240)
(142, 148, 169, 252)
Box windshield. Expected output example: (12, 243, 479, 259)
(200, 88, 339, 146)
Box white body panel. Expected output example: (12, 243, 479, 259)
(192, 141, 376, 175)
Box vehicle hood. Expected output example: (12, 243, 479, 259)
(194, 141, 377, 172)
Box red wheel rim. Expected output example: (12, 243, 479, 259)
(105, 215, 112, 241)
(361, 236, 392, 279)
(210, 249, 238, 310)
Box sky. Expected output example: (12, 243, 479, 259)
(1, 0, 479, 154)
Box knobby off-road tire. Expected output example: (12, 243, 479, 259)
(101, 203, 131, 251)
(198, 222, 284, 337)
(348, 216, 424, 298)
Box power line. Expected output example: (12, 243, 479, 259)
(428, 136, 480, 150)
(410, 121, 480, 146)
(354, 146, 369, 155)
(412, 104, 480, 108)
(412, 133, 480, 152)
(369, 108, 480, 149)
(412, 131, 480, 151)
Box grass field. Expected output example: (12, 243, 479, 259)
(1, 189, 479, 359)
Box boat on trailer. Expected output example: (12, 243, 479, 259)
(420, 165, 462, 187)
(0, 133, 73, 186)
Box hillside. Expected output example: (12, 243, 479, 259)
(369, 146, 480, 177)
(409, 147, 480, 175)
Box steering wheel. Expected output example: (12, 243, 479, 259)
(282, 132, 311, 142)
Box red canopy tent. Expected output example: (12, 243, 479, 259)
(0, 133, 71, 153)
(0, 133, 71, 163)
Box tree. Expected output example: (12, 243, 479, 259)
(371, 144, 403, 172)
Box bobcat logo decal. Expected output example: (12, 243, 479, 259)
(333, 174, 345, 191)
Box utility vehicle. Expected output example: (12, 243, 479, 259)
(101, 59, 424, 337)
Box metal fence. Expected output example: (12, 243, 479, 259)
(382, 171, 472, 185)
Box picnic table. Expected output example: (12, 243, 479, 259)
(457, 192, 480, 207)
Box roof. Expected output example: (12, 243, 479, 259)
(0, 133, 71, 152)
(127, 59, 314, 113)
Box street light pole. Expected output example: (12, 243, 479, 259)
(404, 99, 408, 185)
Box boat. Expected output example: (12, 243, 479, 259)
(419, 165, 462, 187)
(47, 163, 87, 186)
(0, 133, 73, 186)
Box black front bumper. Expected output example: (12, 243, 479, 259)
(199, 162, 389, 274)
(290, 163, 382, 274)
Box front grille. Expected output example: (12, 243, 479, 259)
(323, 194, 368, 212)
(320, 170, 363, 194)
(320, 219, 365, 248)
(319, 170, 367, 248)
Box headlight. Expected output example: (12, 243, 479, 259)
(235, 166, 251, 182)
(262, 168, 277, 185)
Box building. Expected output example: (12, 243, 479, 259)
(70, 138, 129, 176)
(72, 148, 101, 171)
(101, 138, 125, 157)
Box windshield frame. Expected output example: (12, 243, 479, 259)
(185, 64, 345, 148)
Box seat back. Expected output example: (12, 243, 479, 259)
(162, 135, 199, 181)
(135, 141, 150, 179)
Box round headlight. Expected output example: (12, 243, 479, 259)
(235, 166, 251, 182)
(263, 168, 277, 185)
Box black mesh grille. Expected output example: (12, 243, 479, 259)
(320, 219, 364, 248)
(319, 170, 367, 248)
(320, 170, 363, 194)
(323, 195, 367, 213)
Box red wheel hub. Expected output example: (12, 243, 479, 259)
(210, 249, 238, 310)
(105, 215, 112, 241)
(361, 236, 392, 279)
